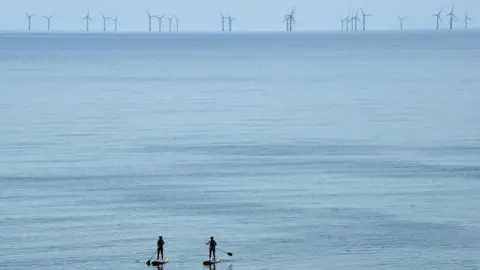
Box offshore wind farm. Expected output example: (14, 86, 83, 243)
(0, 2, 478, 33)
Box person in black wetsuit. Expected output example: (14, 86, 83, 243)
(206, 236, 217, 261)
(157, 236, 165, 261)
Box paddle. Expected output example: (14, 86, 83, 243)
(217, 248, 233, 257)
(146, 250, 156, 266)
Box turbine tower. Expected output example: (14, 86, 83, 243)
(361, 9, 372, 31)
(221, 13, 226, 32)
(112, 14, 119, 32)
(464, 12, 473, 29)
(156, 14, 165, 32)
(83, 10, 92, 32)
(446, 5, 458, 30)
(341, 18, 345, 30)
(353, 10, 361, 31)
(44, 14, 54, 31)
(349, 13, 356, 31)
(282, 14, 290, 31)
(284, 8, 296, 32)
(166, 16, 173, 32)
(289, 8, 296, 32)
(146, 11, 154, 32)
(100, 13, 110, 32)
(398, 16, 407, 31)
(433, 9, 443, 30)
(25, 13, 35, 31)
(228, 16, 236, 32)
(173, 15, 179, 32)
(344, 15, 350, 31)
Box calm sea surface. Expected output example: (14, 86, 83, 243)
(1, 32, 480, 270)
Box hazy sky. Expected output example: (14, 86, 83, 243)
(1, 0, 479, 32)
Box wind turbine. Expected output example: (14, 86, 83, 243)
(353, 10, 361, 31)
(433, 8, 443, 30)
(228, 16, 236, 32)
(282, 9, 295, 32)
(112, 13, 119, 32)
(146, 11, 154, 32)
(221, 13, 226, 32)
(349, 13, 355, 31)
(25, 13, 35, 31)
(173, 15, 179, 32)
(100, 13, 110, 32)
(398, 16, 408, 31)
(166, 16, 173, 32)
(44, 14, 54, 31)
(344, 15, 350, 31)
(289, 8, 296, 32)
(156, 14, 165, 32)
(464, 12, 473, 29)
(341, 18, 345, 30)
(282, 14, 290, 31)
(361, 9, 372, 31)
(446, 5, 458, 30)
(83, 9, 92, 32)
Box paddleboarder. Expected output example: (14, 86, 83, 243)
(157, 236, 165, 261)
(206, 236, 217, 261)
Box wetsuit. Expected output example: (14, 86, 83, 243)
(208, 239, 217, 260)
(157, 238, 165, 261)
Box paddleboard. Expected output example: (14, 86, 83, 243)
(151, 258, 169, 266)
(203, 258, 220, 266)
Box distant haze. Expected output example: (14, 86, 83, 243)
(1, 0, 479, 32)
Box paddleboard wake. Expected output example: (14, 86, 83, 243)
(151, 258, 169, 266)
(203, 258, 220, 266)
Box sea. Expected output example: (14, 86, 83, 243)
(1, 31, 479, 270)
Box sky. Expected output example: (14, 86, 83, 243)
(0, 0, 479, 32)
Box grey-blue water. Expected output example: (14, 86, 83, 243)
(1, 32, 480, 270)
